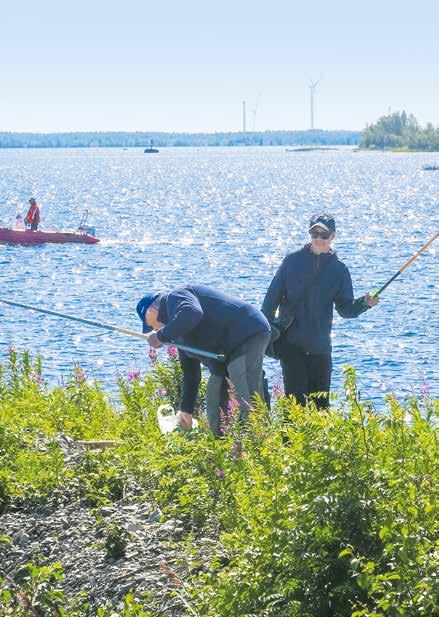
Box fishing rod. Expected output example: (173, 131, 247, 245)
(371, 232, 438, 298)
(0, 298, 226, 363)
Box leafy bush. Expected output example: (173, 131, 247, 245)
(188, 368, 438, 617)
(360, 110, 439, 151)
(0, 561, 66, 616)
(104, 523, 129, 559)
(0, 350, 437, 616)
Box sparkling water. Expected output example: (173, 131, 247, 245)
(0, 146, 437, 403)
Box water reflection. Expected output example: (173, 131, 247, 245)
(0, 146, 437, 403)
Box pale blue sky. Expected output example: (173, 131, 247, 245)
(2, 0, 438, 133)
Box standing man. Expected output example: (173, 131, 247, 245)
(25, 198, 41, 231)
(262, 214, 379, 408)
(137, 284, 271, 434)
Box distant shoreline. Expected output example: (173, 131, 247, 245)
(0, 129, 361, 149)
(356, 147, 439, 153)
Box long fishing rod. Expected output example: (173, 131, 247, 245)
(371, 232, 438, 298)
(0, 298, 225, 362)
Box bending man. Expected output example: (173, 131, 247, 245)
(262, 213, 379, 408)
(137, 284, 270, 434)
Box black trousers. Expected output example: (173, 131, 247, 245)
(280, 343, 332, 409)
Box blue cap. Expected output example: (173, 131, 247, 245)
(136, 294, 159, 333)
(309, 213, 336, 233)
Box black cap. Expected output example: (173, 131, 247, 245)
(136, 293, 159, 333)
(309, 213, 336, 233)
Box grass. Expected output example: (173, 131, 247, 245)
(0, 349, 437, 616)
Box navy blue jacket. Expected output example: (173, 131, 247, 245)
(262, 245, 368, 354)
(156, 285, 270, 413)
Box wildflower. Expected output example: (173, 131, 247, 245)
(231, 440, 242, 461)
(272, 381, 285, 400)
(215, 468, 226, 480)
(34, 372, 43, 385)
(8, 345, 15, 354)
(421, 380, 430, 398)
(128, 370, 141, 382)
(219, 396, 239, 435)
(167, 345, 178, 359)
(156, 388, 167, 397)
(149, 348, 157, 363)
(75, 368, 86, 382)
(227, 396, 239, 417)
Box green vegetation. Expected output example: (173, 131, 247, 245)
(0, 349, 438, 616)
(0, 129, 360, 149)
(360, 111, 439, 151)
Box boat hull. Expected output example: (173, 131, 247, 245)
(0, 228, 100, 245)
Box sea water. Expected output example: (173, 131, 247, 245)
(0, 146, 437, 404)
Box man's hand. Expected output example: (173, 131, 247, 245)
(364, 292, 379, 308)
(147, 331, 163, 349)
(176, 411, 193, 430)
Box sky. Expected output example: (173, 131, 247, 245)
(1, 0, 439, 133)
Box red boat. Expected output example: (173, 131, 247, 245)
(0, 227, 99, 245)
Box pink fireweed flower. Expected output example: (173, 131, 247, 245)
(421, 380, 430, 398)
(220, 396, 240, 435)
(272, 382, 285, 400)
(227, 397, 240, 417)
(34, 373, 43, 385)
(75, 368, 86, 382)
(215, 468, 226, 480)
(148, 348, 157, 363)
(128, 370, 141, 382)
(219, 410, 229, 435)
(231, 440, 242, 461)
(167, 345, 178, 359)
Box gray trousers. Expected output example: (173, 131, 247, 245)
(206, 331, 270, 435)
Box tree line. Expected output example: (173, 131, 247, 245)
(360, 111, 439, 151)
(0, 129, 360, 149)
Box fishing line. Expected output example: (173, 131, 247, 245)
(0, 298, 225, 362)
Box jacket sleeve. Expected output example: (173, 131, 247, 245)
(261, 258, 287, 322)
(179, 350, 201, 414)
(335, 267, 369, 318)
(24, 206, 33, 224)
(156, 289, 204, 343)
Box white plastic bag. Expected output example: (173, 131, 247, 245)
(156, 404, 198, 434)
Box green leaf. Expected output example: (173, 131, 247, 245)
(339, 548, 353, 558)
(379, 526, 390, 540)
(356, 573, 372, 590)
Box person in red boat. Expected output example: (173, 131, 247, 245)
(13, 213, 25, 230)
(25, 198, 41, 230)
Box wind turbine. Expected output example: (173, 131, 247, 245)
(309, 80, 320, 130)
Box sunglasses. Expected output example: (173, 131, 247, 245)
(310, 230, 331, 240)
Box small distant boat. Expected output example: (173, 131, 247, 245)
(286, 146, 340, 153)
(144, 139, 159, 154)
(423, 164, 439, 171)
(0, 228, 99, 245)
